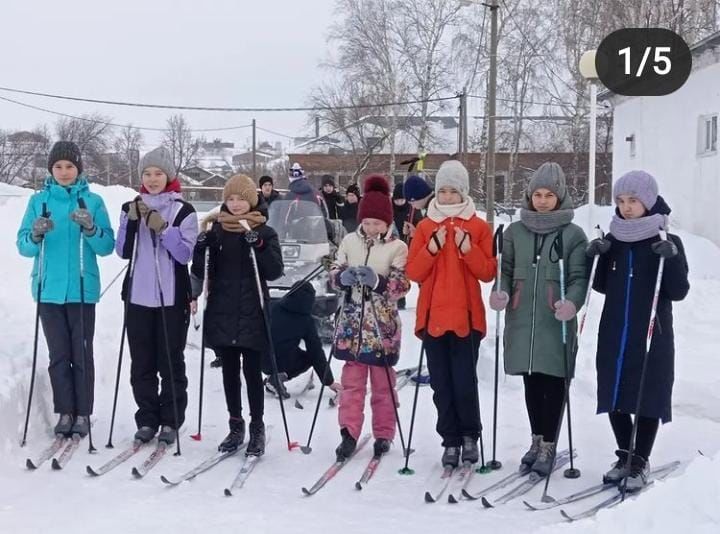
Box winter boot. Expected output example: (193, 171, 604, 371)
(218, 417, 246, 453)
(210, 356, 222, 368)
(335, 428, 357, 461)
(602, 449, 630, 484)
(245, 421, 266, 457)
(54, 414, 74, 436)
(157, 425, 176, 445)
(441, 446, 461, 468)
(530, 439, 557, 477)
(461, 436, 479, 464)
(520, 434, 542, 468)
(624, 454, 650, 492)
(134, 426, 156, 443)
(263, 373, 290, 399)
(71, 416, 89, 437)
(373, 438, 391, 457)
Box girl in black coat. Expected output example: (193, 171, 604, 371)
(587, 170, 689, 490)
(191, 174, 283, 456)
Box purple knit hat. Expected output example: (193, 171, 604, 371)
(613, 170, 659, 211)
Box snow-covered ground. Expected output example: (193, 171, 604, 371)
(0, 183, 718, 533)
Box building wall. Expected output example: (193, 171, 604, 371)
(612, 57, 720, 246)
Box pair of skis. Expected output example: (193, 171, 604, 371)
(26, 434, 84, 471)
(302, 435, 384, 495)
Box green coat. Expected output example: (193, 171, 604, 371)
(500, 220, 588, 377)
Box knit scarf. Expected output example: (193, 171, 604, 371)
(609, 213, 667, 243)
(427, 198, 476, 222)
(208, 210, 266, 233)
(519, 207, 574, 235)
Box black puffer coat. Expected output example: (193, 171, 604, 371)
(593, 196, 689, 423)
(191, 205, 283, 352)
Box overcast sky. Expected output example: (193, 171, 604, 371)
(0, 0, 337, 149)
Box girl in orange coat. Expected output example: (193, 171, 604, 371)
(406, 160, 496, 468)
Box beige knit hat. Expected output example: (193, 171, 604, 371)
(223, 174, 258, 207)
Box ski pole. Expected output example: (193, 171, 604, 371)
(99, 264, 128, 300)
(621, 229, 668, 501)
(242, 221, 298, 451)
(77, 198, 96, 454)
(366, 294, 411, 457)
(106, 204, 140, 448)
(20, 203, 48, 447)
(150, 229, 182, 456)
(540, 231, 581, 502)
(488, 223, 505, 471)
(190, 234, 211, 441)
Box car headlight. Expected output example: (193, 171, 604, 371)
(282, 245, 300, 259)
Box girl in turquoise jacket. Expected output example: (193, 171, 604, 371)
(16, 142, 115, 438)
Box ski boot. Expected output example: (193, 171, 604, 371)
(441, 446, 461, 468)
(157, 425, 176, 445)
(54, 414, 74, 436)
(603, 449, 630, 484)
(520, 434, 542, 469)
(373, 438, 391, 457)
(531, 439, 557, 476)
(245, 421, 266, 457)
(335, 428, 357, 461)
(264, 373, 290, 399)
(134, 426, 157, 443)
(218, 417, 246, 453)
(71, 416, 89, 437)
(461, 436, 479, 464)
(624, 455, 650, 492)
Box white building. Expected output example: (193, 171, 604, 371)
(607, 31, 720, 246)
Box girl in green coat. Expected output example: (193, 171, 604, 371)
(488, 162, 588, 475)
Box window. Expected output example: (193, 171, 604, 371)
(698, 114, 718, 155)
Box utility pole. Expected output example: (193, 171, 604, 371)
(252, 119, 257, 180)
(315, 116, 320, 138)
(485, 0, 499, 228)
(462, 88, 469, 169)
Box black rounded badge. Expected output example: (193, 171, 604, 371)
(597, 28, 692, 96)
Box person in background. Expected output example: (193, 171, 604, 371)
(259, 175, 280, 207)
(340, 183, 361, 234)
(321, 175, 344, 220)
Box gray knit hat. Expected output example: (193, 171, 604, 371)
(435, 160, 469, 200)
(613, 170, 658, 211)
(527, 162, 567, 200)
(139, 146, 176, 180)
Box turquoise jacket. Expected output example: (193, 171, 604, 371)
(16, 177, 115, 304)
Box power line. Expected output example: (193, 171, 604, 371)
(256, 126, 297, 139)
(0, 94, 254, 133)
(0, 85, 459, 112)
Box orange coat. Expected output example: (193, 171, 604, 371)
(406, 214, 496, 338)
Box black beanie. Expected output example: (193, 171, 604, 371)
(259, 175, 274, 187)
(48, 141, 83, 175)
(392, 182, 404, 200)
(321, 174, 336, 187)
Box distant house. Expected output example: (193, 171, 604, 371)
(604, 30, 720, 246)
(232, 150, 275, 167)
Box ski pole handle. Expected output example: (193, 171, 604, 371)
(593, 224, 603, 240)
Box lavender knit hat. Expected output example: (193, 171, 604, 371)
(613, 170, 658, 211)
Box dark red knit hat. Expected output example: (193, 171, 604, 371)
(357, 174, 393, 226)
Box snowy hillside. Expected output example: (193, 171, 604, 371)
(1, 183, 719, 533)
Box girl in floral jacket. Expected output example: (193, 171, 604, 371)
(329, 175, 410, 460)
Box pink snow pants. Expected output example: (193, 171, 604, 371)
(338, 361, 397, 441)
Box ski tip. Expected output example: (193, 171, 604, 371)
(25, 459, 37, 470)
(560, 509, 574, 522)
(160, 475, 173, 485)
(301, 487, 312, 496)
(461, 489, 476, 500)
(131, 467, 143, 479)
(522, 500, 537, 511)
(190, 433, 202, 441)
(480, 496, 494, 508)
(86, 465, 98, 476)
(448, 494, 459, 504)
(424, 492, 436, 503)
(294, 400, 304, 409)
(224, 489, 233, 497)
(51, 459, 62, 471)
(355, 481, 363, 491)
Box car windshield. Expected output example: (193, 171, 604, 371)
(268, 199, 328, 244)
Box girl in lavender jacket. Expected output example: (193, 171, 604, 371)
(115, 147, 198, 445)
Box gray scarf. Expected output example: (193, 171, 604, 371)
(519, 208, 574, 235)
(609, 213, 667, 243)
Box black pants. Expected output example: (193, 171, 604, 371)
(425, 331, 482, 447)
(216, 347, 264, 423)
(523, 373, 565, 442)
(127, 303, 189, 430)
(609, 411, 659, 460)
(39, 303, 96, 416)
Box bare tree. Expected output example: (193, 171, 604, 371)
(54, 113, 114, 177)
(0, 128, 51, 185)
(113, 125, 143, 187)
(162, 114, 200, 175)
